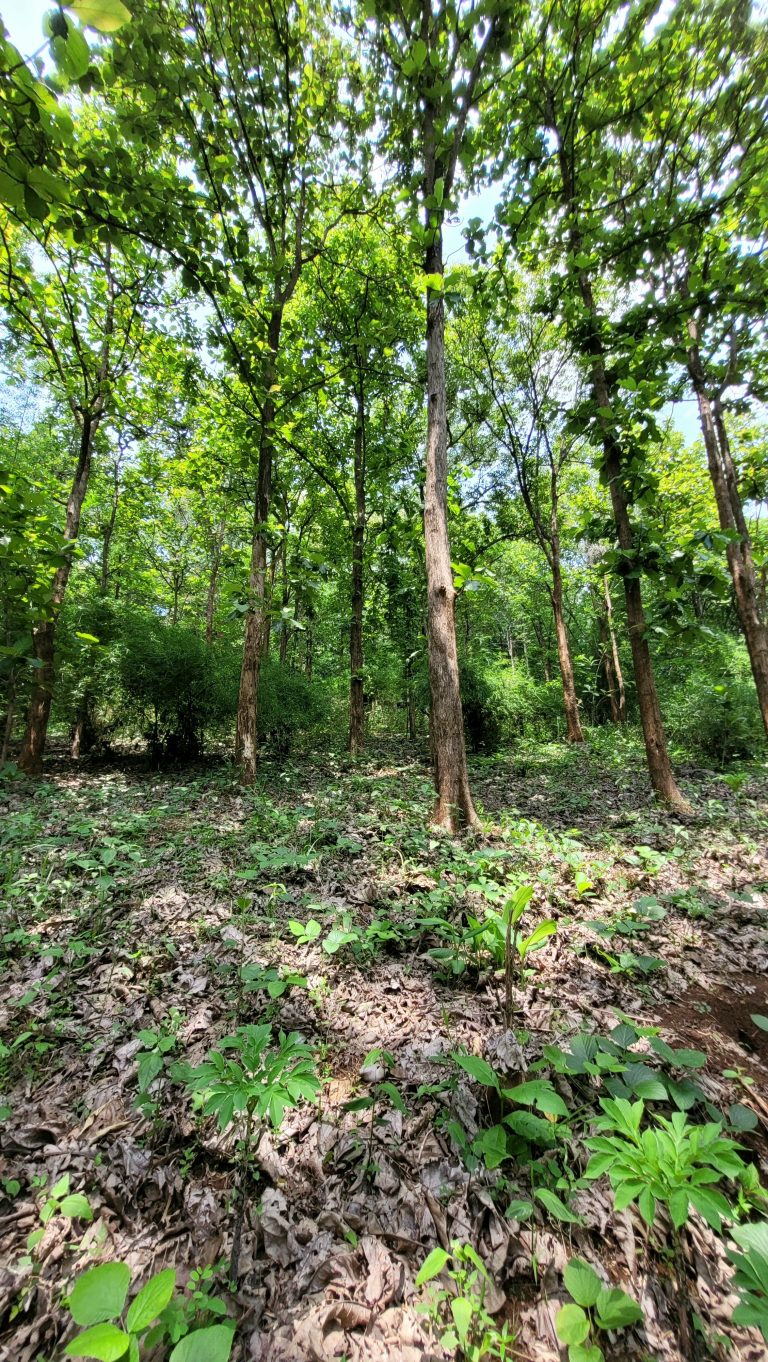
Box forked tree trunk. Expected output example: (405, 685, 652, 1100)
(349, 386, 366, 756)
(424, 223, 478, 831)
(550, 554, 584, 742)
(687, 325, 768, 738)
(235, 308, 282, 783)
(18, 412, 96, 776)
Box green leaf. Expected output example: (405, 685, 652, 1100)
(67, 0, 132, 31)
(535, 1187, 583, 1224)
(64, 1324, 130, 1360)
(169, 1326, 234, 1362)
(728, 1103, 758, 1132)
(555, 1303, 589, 1345)
(69, 1263, 132, 1327)
(595, 1286, 643, 1329)
(411, 38, 427, 69)
(564, 1259, 602, 1308)
(751, 1014, 768, 1032)
(125, 1268, 176, 1333)
(518, 919, 557, 955)
(569, 1346, 603, 1362)
(59, 1194, 93, 1221)
(452, 1053, 499, 1088)
(450, 1296, 473, 1343)
(503, 1079, 569, 1117)
(415, 1247, 450, 1286)
(51, 26, 91, 81)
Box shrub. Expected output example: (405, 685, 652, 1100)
(663, 637, 764, 766)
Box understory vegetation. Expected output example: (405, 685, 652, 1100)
(1, 749, 768, 1362)
(1, 0, 768, 1358)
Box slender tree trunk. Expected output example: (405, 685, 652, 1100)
(349, 385, 366, 755)
(235, 307, 282, 783)
(99, 487, 119, 595)
(278, 538, 290, 665)
(205, 532, 223, 645)
(550, 557, 584, 742)
(18, 412, 96, 775)
(551, 117, 685, 807)
(423, 222, 478, 830)
(686, 324, 768, 737)
(1, 672, 16, 767)
(595, 576, 625, 724)
(578, 277, 687, 808)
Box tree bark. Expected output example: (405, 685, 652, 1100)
(235, 306, 282, 783)
(588, 356, 687, 807)
(550, 112, 686, 807)
(424, 220, 478, 831)
(349, 384, 366, 755)
(205, 531, 223, 645)
(550, 556, 584, 741)
(686, 322, 768, 737)
(18, 412, 96, 775)
(595, 575, 626, 724)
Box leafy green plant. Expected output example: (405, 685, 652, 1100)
(727, 1220, 768, 1340)
(555, 1258, 643, 1362)
(416, 1241, 515, 1360)
(342, 1047, 408, 1174)
(584, 1098, 747, 1232)
(135, 1019, 181, 1114)
(448, 1052, 573, 1182)
(63, 1260, 234, 1360)
(22, 1173, 93, 1263)
(239, 962, 308, 999)
(180, 1025, 320, 1278)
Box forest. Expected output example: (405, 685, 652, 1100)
(0, 0, 767, 1359)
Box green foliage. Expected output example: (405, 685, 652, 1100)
(64, 1260, 234, 1361)
(584, 1098, 747, 1232)
(181, 1024, 320, 1130)
(728, 1220, 768, 1340)
(555, 1257, 642, 1362)
(416, 1241, 515, 1361)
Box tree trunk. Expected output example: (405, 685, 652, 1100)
(18, 412, 95, 776)
(596, 575, 626, 724)
(235, 307, 282, 783)
(578, 276, 687, 808)
(550, 557, 584, 742)
(205, 533, 223, 645)
(687, 324, 768, 737)
(552, 118, 685, 807)
(349, 385, 366, 756)
(1, 672, 16, 767)
(424, 221, 478, 831)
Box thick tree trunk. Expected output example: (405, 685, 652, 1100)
(550, 551, 584, 742)
(235, 307, 282, 783)
(687, 327, 768, 738)
(424, 223, 478, 831)
(18, 412, 95, 776)
(349, 386, 365, 756)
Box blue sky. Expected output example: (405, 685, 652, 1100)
(2, 0, 700, 444)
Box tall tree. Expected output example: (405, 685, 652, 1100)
(362, 0, 523, 828)
(0, 226, 159, 772)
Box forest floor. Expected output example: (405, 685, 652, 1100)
(1, 736, 767, 1362)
